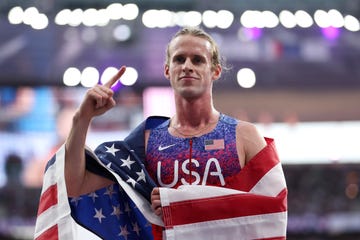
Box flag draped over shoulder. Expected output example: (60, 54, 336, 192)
(34, 118, 164, 240)
(33, 140, 163, 240)
(159, 138, 288, 240)
(34, 116, 287, 240)
(34, 146, 78, 240)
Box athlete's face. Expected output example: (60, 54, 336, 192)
(164, 35, 221, 99)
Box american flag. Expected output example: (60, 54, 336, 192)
(160, 138, 288, 239)
(204, 139, 225, 150)
(34, 117, 165, 239)
(68, 183, 153, 239)
(34, 115, 287, 239)
(34, 140, 161, 240)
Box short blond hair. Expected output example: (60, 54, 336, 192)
(165, 27, 226, 71)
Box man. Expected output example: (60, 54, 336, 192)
(66, 26, 267, 199)
(37, 27, 287, 240)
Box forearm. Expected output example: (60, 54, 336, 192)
(64, 110, 92, 196)
(63, 66, 126, 196)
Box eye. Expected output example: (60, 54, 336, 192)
(174, 55, 185, 63)
(193, 56, 204, 64)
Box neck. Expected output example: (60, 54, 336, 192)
(173, 110, 219, 127)
(173, 95, 217, 127)
(170, 107, 220, 138)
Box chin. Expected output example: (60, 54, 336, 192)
(179, 89, 203, 99)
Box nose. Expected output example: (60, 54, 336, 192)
(182, 58, 193, 73)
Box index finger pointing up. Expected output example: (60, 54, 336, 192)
(104, 66, 126, 88)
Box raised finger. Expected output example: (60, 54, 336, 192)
(104, 66, 126, 88)
(92, 86, 111, 108)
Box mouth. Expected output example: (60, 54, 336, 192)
(179, 75, 197, 81)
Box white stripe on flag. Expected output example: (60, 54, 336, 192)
(165, 211, 287, 240)
(72, 219, 102, 240)
(39, 163, 57, 194)
(250, 162, 287, 196)
(160, 185, 244, 207)
(34, 146, 77, 239)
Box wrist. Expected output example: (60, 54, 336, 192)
(73, 110, 92, 127)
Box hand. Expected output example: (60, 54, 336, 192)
(78, 66, 126, 121)
(151, 187, 163, 218)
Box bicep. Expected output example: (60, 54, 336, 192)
(67, 170, 114, 197)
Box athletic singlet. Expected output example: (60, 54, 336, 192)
(145, 114, 241, 189)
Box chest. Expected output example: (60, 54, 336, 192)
(145, 125, 241, 188)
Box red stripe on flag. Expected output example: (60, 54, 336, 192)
(163, 189, 287, 227)
(37, 184, 58, 216)
(35, 224, 58, 240)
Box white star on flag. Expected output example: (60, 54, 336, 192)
(94, 208, 106, 223)
(126, 177, 137, 188)
(136, 169, 146, 182)
(88, 192, 98, 202)
(104, 185, 115, 198)
(124, 202, 131, 213)
(70, 196, 82, 206)
(119, 225, 130, 240)
(132, 222, 141, 236)
(120, 155, 135, 169)
(105, 143, 120, 156)
(111, 205, 122, 219)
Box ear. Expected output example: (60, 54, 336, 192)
(212, 64, 222, 81)
(164, 64, 170, 80)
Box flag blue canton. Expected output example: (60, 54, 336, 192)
(69, 140, 157, 239)
(94, 141, 157, 202)
(69, 184, 153, 240)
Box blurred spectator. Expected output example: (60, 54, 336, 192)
(283, 111, 299, 127)
(117, 88, 143, 129)
(91, 88, 143, 130)
(23, 105, 77, 187)
(0, 154, 41, 240)
(257, 111, 274, 127)
(0, 154, 25, 217)
(0, 86, 57, 133)
(232, 109, 250, 122)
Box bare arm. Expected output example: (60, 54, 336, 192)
(236, 121, 267, 168)
(65, 66, 126, 197)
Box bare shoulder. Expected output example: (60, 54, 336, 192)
(235, 121, 267, 164)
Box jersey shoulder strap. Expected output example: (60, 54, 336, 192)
(124, 115, 170, 162)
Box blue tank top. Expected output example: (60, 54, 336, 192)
(146, 114, 241, 189)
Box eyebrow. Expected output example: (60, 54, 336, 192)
(172, 53, 206, 60)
